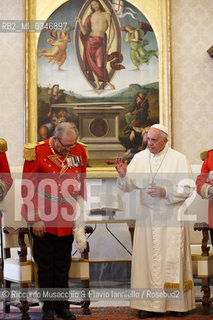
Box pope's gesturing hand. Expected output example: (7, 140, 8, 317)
(115, 157, 127, 178)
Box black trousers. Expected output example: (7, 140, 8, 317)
(32, 231, 74, 312)
(210, 228, 213, 246)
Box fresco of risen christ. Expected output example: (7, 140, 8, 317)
(76, 0, 116, 90)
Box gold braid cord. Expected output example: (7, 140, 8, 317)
(164, 280, 193, 292)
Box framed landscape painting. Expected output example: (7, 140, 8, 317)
(25, 0, 171, 168)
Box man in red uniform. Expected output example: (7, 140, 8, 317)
(0, 138, 13, 201)
(22, 122, 88, 320)
(196, 149, 213, 245)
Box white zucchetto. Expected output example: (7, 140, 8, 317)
(150, 124, 168, 135)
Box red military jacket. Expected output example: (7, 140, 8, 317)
(196, 149, 213, 228)
(21, 138, 87, 236)
(0, 138, 13, 201)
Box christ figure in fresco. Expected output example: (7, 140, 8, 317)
(76, 0, 115, 90)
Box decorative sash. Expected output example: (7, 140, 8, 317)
(37, 188, 77, 204)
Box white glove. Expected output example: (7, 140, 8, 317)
(73, 195, 88, 252)
(73, 226, 87, 253)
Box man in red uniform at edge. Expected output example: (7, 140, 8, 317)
(0, 138, 13, 201)
(196, 149, 213, 245)
(21, 122, 88, 320)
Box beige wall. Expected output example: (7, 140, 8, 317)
(171, 0, 213, 164)
(1, 0, 213, 167)
(0, 0, 24, 167)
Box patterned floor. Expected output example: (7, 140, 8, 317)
(0, 278, 212, 319)
(0, 306, 213, 320)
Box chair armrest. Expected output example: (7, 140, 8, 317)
(84, 225, 93, 235)
(194, 222, 210, 257)
(81, 225, 94, 258)
(3, 227, 30, 262)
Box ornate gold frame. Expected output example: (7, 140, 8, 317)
(25, 0, 171, 176)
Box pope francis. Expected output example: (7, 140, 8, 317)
(115, 124, 195, 319)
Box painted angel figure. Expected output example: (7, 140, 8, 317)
(123, 23, 158, 70)
(39, 30, 71, 70)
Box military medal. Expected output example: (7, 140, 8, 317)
(66, 157, 72, 168)
(66, 156, 82, 168)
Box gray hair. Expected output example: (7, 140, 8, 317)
(160, 131, 168, 141)
(54, 122, 78, 139)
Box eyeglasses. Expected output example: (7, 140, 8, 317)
(57, 138, 76, 149)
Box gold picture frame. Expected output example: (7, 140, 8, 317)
(25, 0, 171, 175)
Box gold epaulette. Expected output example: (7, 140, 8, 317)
(0, 138, 8, 152)
(77, 141, 89, 159)
(23, 141, 45, 161)
(200, 149, 213, 161)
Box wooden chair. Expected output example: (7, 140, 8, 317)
(186, 172, 213, 313)
(0, 166, 35, 320)
(190, 222, 213, 313)
(2, 222, 93, 319)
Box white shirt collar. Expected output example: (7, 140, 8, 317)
(150, 143, 168, 158)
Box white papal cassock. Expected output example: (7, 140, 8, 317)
(117, 145, 195, 313)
